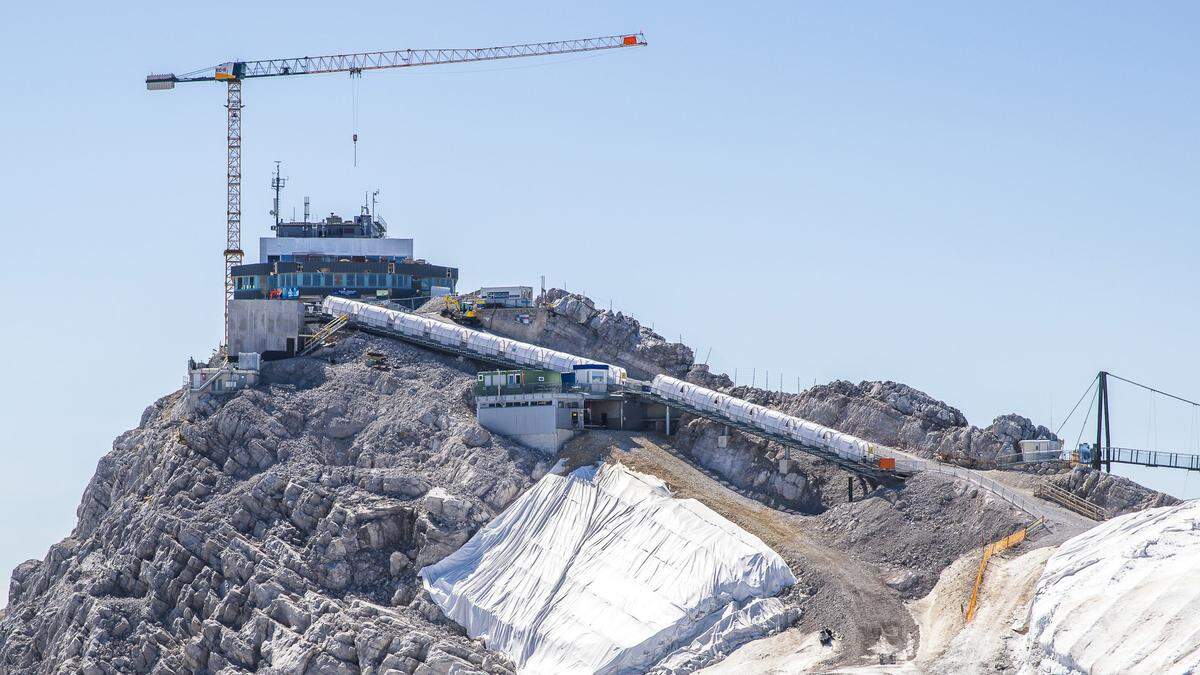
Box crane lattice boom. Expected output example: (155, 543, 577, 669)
(148, 34, 645, 86)
(146, 33, 647, 349)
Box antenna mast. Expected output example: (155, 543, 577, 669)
(270, 161, 287, 229)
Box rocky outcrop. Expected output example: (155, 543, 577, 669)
(475, 289, 694, 380)
(673, 418, 836, 513)
(0, 334, 542, 675)
(1049, 467, 1179, 516)
(727, 380, 1057, 468)
(661, 379, 1063, 515)
(542, 291, 694, 378)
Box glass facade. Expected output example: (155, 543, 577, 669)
(228, 269, 446, 297)
(233, 273, 419, 291)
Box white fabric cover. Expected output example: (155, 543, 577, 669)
(1022, 499, 1200, 675)
(419, 463, 797, 674)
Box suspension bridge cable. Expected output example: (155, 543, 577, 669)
(1106, 372, 1200, 408)
(1056, 373, 1100, 438)
(1074, 391, 1098, 452)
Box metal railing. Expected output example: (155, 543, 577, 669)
(1034, 482, 1107, 521)
(474, 382, 619, 397)
(1105, 447, 1200, 471)
(474, 382, 563, 396)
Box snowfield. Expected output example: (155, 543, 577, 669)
(1021, 499, 1200, 674)
(419, 462, 797, 674)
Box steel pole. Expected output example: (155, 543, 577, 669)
(1103, 373, 1112, 472)
(1094, 371, 1104, 472)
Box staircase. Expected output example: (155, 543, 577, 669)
(300, 315, 349, 356)
(1035, 482, 1108, 521)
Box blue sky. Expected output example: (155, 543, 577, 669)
(1, 2, 1197, 603)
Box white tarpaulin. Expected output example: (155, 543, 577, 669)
(419, 463, 797, 674)
(1021, 499, 1200, 674)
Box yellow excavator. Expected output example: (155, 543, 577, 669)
(442, 294, 483, 325)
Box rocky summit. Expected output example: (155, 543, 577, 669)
(1, 290, 1179, 674)
(1, 334, 542, 674)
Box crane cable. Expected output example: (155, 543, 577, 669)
(1074, 389, 1098, 454)
(351, 69, 362, 167)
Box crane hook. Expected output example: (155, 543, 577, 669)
(350, 68, 362, 167)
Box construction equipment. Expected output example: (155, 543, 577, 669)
(146, 34, 648, 349)
(443, 294, 483, 325)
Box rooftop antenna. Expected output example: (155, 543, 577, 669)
(270, 161, 287, 229)
(371, 189, 380, 220)
(303, 196, 310, 223)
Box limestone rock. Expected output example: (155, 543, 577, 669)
(0, 333, 526, 675)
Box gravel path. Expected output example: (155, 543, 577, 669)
(977, 470, 1097, 545)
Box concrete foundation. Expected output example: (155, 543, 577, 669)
(478, 401, 579, 453)
(228, 299, 305, 357)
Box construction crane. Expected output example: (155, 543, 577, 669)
(146, 33, 648, 349)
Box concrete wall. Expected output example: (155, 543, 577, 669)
(228, 300, 305, 356)
(259, 237, 413, 262)
(477, 403, 577, 454)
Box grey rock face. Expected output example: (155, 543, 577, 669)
(476, 289, 695, 380)
(730, 380, 1056, 468)
(1049, 466, 1180, 516)
(664, 379, 1073, 515)
(0, 333, 533, 675)
(674, 418, 834, 513)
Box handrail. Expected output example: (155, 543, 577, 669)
(1034, 482, 1107, 521)
(299, 314, 349, 356)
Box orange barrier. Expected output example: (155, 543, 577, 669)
(965, 518, 1043, 622)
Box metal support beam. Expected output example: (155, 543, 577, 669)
(1103, 372, 1112, 473)
(1099, 369, 1104, 470)
(1094, 372, 1103, 472)
(223, 79, 244, 350)
(1094, 371, 1112, 472)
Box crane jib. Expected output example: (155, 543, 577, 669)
(144, 31, 646, 348)
(146, 33, 646, 86)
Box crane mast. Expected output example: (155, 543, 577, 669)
(147, 33, 647, 349)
